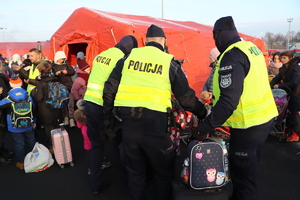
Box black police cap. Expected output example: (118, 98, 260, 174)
(213, 16, 237, 32)
(146, 24, 166, 38)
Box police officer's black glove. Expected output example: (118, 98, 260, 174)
(194, 102, 207, 120)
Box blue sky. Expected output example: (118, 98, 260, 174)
(1, 0, 299, 42)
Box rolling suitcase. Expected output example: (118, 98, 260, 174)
(51, 124, 74, 168)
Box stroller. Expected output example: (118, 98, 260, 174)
(270, 89, 289, 142)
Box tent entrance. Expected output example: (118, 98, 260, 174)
(67, 43, 88, 66)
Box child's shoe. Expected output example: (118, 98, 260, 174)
(16, 162, 24, 170)
(287, 131, 299, 142)
(69, 119, 76, 128)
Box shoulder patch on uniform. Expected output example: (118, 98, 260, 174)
(219, 65, 232, 71)
(220, 74, 232, 88)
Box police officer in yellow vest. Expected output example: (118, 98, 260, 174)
(103, 24, 207, 200)
(84, 35, 138, 195)
(195, 17, 278, 200)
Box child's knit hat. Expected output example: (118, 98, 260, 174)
(10, 76, 23, 88)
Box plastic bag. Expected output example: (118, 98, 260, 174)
(24, 142, 54, 173)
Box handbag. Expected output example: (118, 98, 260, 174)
(24, 142, 54, 173)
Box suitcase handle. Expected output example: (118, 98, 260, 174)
(59, 123, 65, 131)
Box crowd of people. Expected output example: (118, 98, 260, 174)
(0, 15, 299, 200)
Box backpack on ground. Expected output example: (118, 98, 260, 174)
(45, 81, 69, 109)
(181, 138, 230, 190)
(9, 97, 33, 128)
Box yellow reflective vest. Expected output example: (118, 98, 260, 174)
(27, 63, 41, 93)
(213, 41, 278, 128)
(84, 48, 125, 106)
(114, 46, 173, 113)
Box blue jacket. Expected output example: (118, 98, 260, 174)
(0, 87, 36, 133)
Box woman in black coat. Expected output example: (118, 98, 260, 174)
(270, 51, 300, 141)
(31, 61, 61, 152)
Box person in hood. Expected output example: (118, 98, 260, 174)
(0, 77, 36, 170)
(9, 54, 22, 70)
(83, 35, 138, 195)
(51, 51, 76, 127)
(31, 61, 61, 154)
(194, 16, 278, 200)
(103, 25, 207, 200)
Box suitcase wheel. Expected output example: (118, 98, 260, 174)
(70, 162, 75, 167)
(59, 164, 65, 169)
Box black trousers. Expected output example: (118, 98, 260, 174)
(229, 118, 274, 200)
(85, 101, 106, 191)
(118, 107, 176, 200)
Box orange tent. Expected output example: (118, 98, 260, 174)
(50, 7, 267, 97)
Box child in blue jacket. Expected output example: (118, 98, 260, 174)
(0, 77, 36, 170)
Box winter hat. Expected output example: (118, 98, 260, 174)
(116, 35, 138, 55)
(10, 76, 23, 88)
(213, 16, 237, 32)
(210, 47, 220, 60)
(146, 24, 166, 38)
(12, 54, 21, 61)
(54, 51, 67, 63)
(76, 99, 86, 111)
(77, 51, 85, 59)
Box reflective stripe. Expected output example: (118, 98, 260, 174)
(224, 93, 276, 124)
(85, 90, 103, 99)
(118, 85, 170, 98)
(87, 82, 103, 90)
(116, 93, 171, 106)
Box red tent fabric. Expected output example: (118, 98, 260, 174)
(0, 42, 50, 60)
(50, 7, 267, 97)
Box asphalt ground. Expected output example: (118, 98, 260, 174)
(0, 126, 299, 200)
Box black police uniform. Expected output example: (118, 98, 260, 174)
(85, 35, 138, 194)
(103, 41, 206, 200)
(197, 17, 274, 200)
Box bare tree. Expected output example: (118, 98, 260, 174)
(262, 31, 300, 49)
